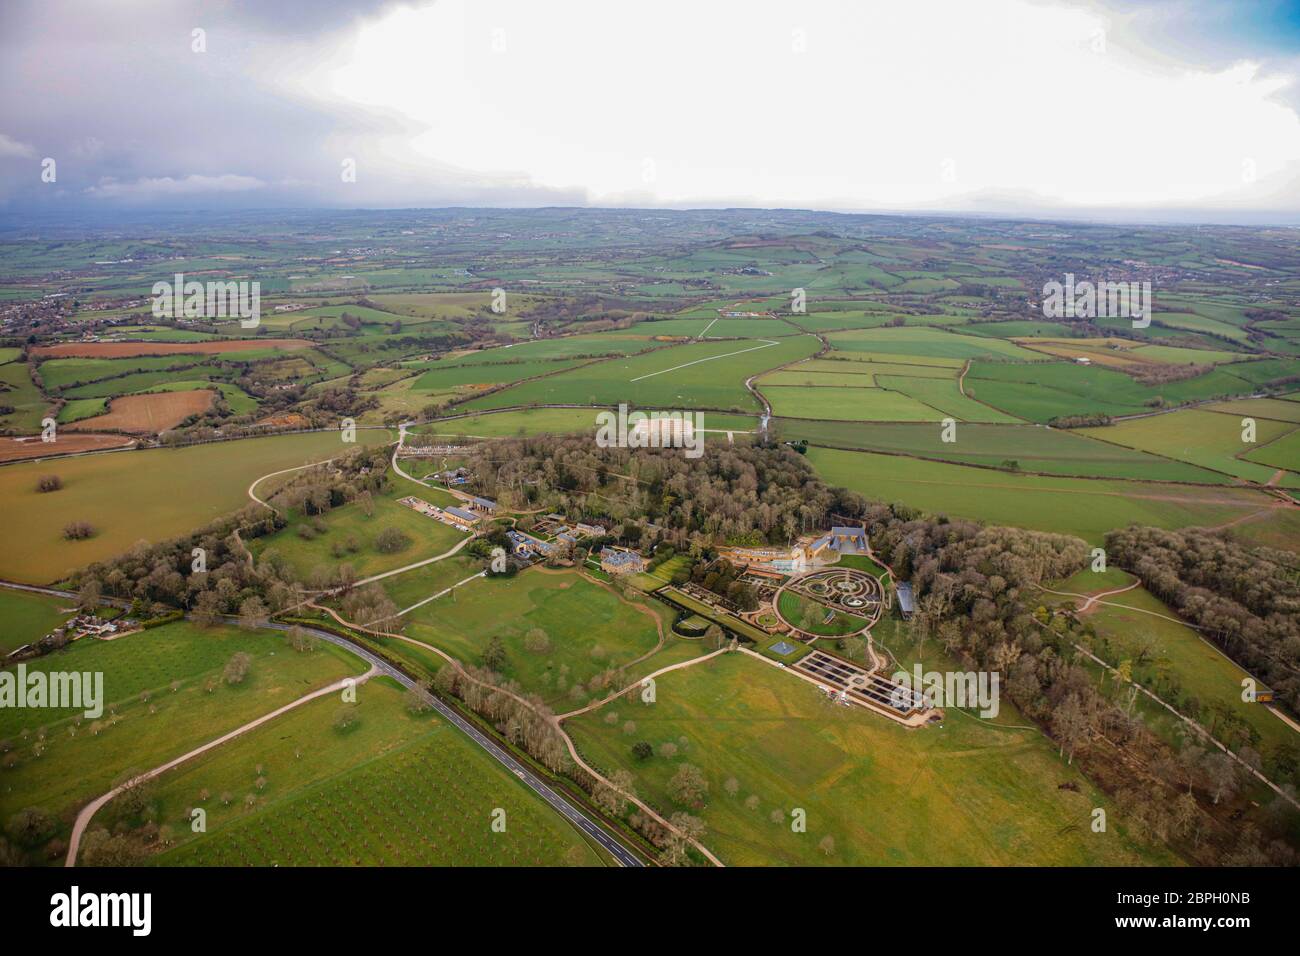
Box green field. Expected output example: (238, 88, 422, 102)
(250, 482, 465, 584)
(1080, 410, 1293, 483)
(463, 336, 821, 413)
(0, 588, 73, 654)
(0, 621, 365, 839)
(763, 385, 942, 421)
(876, 375, 1022, 423)
(967, 361, 1258, 423)
(826, 327, 1041, 361)
(398, 569, 667, 707)
(111, 679, 604, 866)
(1244, 427, 1300, 474)
(0, 430, 393, 584)
(807, 445, 1277, 545)
(0, 360, 49, 433)
(777, 420, 1226, 482)
(412, 357, 587, 392)
(568, 653, 1170, 865)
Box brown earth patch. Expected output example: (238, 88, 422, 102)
(0, 433, 135, 462)
(255, 412, 310, 429)
(65, 390, 214, 434)
(31, 339, 312, 359)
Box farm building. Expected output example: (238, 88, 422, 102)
(600, 547, 648, 575)
(464, 495, 497, 515)
(443, 506, 483, 531)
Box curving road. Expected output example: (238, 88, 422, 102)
(0, 582, 646, 869)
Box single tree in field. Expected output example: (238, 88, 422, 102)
(523, 628, 551, 654)
(35, 474, 62, 493)
(333, 705, 359, 732)
(723, 777, 740, 798)
(818, 834, 836, 856)
(667, 763, 708, 808)
(481, 636, 508, 672)
(223, 652, 252, 686)
(631, 741, 653, 761)
(237, 596, 268, 630)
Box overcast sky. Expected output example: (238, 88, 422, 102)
(3, 0, 1300, 223)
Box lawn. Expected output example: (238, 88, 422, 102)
(568, 653, 1172, 865)
(807, 446, 1276, 545)
(0, 588, 73, 655)
(0, 620, 365, 845)
(399, 568, 665, 707)
(777, 590, 868, 636)
(249, 481, 466, 584)
(112, 679, 604, 866)
(0, 429, 394, 584)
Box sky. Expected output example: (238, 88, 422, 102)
(2, 0, 1300, 223)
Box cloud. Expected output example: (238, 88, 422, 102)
(0, 0, 1298, 219)
(85, 173, 267, 199)
(0, 132, 36, 159)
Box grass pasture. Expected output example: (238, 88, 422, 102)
(0, 587, 73, 655)
(250, 482, 465, 584)
(1079, 410, 1293, 484)
(463, 336, 821, 413)
(0, 621, 365, 839)
(0, 430, 393, 584)
(567, 654, 1170, 865)
(399, 568, 665, 708)
(151, 679, 603, 866)
(807, 446, 1276, 545)
(777, 419, 1227, 482)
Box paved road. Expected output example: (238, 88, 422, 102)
(2, 585, 645, 869)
